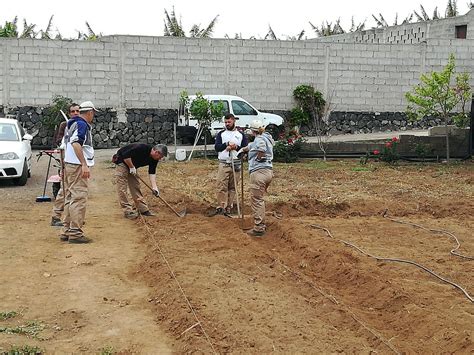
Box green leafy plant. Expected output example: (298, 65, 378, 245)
(99, 346, 115, 355)
(0, 321, 45, 339)
(273, 130, 306, 163)
(290, 107, 310, 127)
(415, 142, 430, 162)
(41, 95, 73, 131)
(378, 137, 400, 164)
(189, 92, 224, 128)
(0, 311, 18, 320)
(3, 344, 43, 355)
(406, 54, 471, 163)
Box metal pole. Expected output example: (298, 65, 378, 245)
(173, 122, 177, 161)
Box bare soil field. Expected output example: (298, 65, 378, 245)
(1, 152, 473, 354)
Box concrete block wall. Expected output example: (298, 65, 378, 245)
(319, 9, 474, 44)
(1, 35, 473, 114)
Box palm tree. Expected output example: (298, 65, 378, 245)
(77, 22, 101, 41)
(310, 19, 345, 37)
(264, 25, 278, 40)
(189, 15, 218, 38)
(349, 17, 366, 32)
(445, 0, 458, 17)
(20, 19, 37, 38)
(163, 7, 185, 37)
(164, 7, 218, 38)
(40, 15, 54, 39)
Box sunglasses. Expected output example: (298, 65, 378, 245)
(70, 110, 79, 114)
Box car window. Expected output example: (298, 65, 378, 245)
(0, 123, 19, 141)
(231, 100, 257, 116)
(211, 100, 229, 115)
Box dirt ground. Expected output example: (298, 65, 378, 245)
(1, 150, 473, 354)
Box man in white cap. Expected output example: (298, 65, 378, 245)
(238, 119, 274, 237)
(60, 101, 98, 244)
(214, 113, 248, 216)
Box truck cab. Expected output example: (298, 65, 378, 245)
(177, 95, 284, 143)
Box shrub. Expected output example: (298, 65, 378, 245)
(273, 130, 306, 163)
(378, 137, 400, 164)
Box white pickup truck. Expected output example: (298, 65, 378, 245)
(177, 95, 284, 143)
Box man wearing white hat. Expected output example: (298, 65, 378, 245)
(60, 101, 98, 244)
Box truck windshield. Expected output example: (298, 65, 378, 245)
(231, 100, 257, 116)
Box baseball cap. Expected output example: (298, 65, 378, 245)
(79, 101, 100, 112)
(249, 119, 263, 131)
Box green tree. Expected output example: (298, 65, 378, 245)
(405, 54, 471, 163)
(42, 95, 73, 131)
(292, 84, 328, 159)
(164, 7, 218, 38)
(187, 92, 224, 158)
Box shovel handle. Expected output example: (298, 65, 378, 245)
(136, 174, 185, 218)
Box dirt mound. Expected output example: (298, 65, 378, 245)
(271, 196, 350, 218)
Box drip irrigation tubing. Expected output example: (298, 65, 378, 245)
(138, 216, 218, 354)
(382, 211, 474, 261)
(309, 224, 474, 303)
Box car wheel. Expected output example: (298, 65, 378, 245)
(266, 124, 283, 140)
(13, 161, 28, 186)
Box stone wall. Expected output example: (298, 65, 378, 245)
(4, 106, 176, 149)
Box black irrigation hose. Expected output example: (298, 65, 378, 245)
(383, 213, 474, 261)
(309, 223, 474, 303)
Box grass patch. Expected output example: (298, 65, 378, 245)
(0, 322, 45, 339)
(99, 346, 115, 355)
(0, 311, 18, 320)
(2, 344, 43, 354)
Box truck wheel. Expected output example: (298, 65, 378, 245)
(13, 161, 28, 186)
(266, 124, 283, 140)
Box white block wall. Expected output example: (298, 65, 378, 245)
(1, 35, 473, 112)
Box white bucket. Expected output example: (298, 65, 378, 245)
(175, 148, 187, 161)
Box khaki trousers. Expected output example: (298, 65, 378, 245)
(52, 185, 65, 219)
(115, 163, 149, 214)
(249, 168, 273, 232)
(61, 163, 89, 239)
(216, 163, 240, 209)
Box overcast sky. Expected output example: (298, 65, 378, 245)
(3, 0, 472, 40)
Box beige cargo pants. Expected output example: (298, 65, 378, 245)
(52, 186, 65, 219)
(216, 162, 240, 210)
(115, 163, 149, 215)
(249, 168, 273, 232)
(61, 163, 89, 240)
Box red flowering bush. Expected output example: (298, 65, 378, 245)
(360, 137, 400, 165)
(379, 137, 400, 164)
(274, 129, 306, 163)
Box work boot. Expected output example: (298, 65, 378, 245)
(51, 217, 63, 227)
(224, 206, 234, 216)
(59, 234, 69, 242)
(124, 211, 138, 219)
(139, 210, 155, 217)
(68, 236, 92, 244)
(215, 207, 224, 215)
